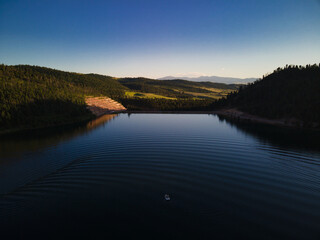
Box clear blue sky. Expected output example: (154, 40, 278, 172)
(1, 0, 320, 78)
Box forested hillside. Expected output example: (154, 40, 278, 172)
(216, 64, 320, 127)
(119, 77, 238, 99)
(0, 65, 127, 132)
(4, 64, 318, 132)
(0, 64, 224, 132)
(116, 77, 234, 110)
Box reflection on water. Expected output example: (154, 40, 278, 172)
(86, 114, 117, 130)
(0, 114, 117, 159)
(0, 114, 319, 239)
(217, 115, 320, 152)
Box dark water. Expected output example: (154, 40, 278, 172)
(0, 114, 319, 239)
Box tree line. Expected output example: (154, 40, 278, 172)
(214, 64, 320, 127)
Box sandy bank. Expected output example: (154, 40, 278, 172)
(85, 97, 126, 116)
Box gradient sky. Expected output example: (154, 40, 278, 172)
(1, 0, 320, 79)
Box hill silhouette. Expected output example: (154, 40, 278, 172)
(158, 75, 256, 84)
(215, 64, 320, 128)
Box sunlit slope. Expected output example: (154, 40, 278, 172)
(118, 78, 239, 99)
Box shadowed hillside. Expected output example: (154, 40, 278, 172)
(215, 64, 320, 128)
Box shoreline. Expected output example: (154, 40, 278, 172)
(210, 108, 319, 130)
(126, 109, 319, 130)
(1, 109, 318, 136)
(126, 110, 218, 114)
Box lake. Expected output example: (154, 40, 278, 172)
(0, 114, 319, 239)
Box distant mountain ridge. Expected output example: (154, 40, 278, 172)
(158, 75, 257, 84)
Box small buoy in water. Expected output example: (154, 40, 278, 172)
(164, 194, 170, 201)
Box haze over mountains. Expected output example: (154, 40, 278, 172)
(158, 75, 257, 84)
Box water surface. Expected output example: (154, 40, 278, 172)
(0, 114, 319, 239)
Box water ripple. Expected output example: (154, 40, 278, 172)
(0, 114, 319, 239)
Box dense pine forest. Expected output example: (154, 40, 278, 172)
(0, 65, 127, 132)
(215, 64, 320, 127)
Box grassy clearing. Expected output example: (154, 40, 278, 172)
(125, 91, 176, 100)
(200, 87, 233, 93)
(125, 89, 236, 100)
(171, 88, 235, 99)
